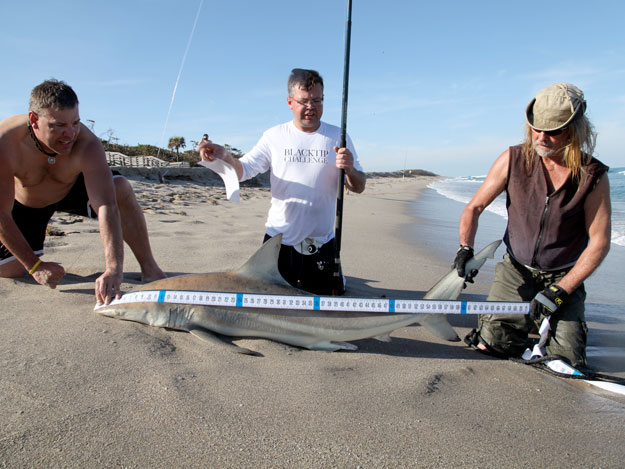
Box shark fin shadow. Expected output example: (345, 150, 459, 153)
(187, 326, 263, 357)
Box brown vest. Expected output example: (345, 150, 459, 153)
(503, 144, 609, 271)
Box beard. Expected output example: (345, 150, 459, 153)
(533, 139, 566, 158)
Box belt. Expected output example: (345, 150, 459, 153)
(507, 253, 571, 277)
(293, 238, 325, 256)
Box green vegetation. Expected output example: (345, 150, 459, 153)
(168, 136, 186, 162)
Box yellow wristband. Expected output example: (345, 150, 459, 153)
(29, 259, 42, 275)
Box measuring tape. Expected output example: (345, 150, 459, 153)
(100, 290, 530, 315)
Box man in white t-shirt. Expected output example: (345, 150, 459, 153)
(198, 68, 366, 295)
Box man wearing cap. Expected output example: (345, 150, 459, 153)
(455, 83, 611, 369)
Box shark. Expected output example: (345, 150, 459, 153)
(95, 235, 501, 354)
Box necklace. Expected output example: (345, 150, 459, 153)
(27, 124, 58, 164)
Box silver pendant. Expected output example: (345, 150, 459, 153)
(48, 157, 56, 165)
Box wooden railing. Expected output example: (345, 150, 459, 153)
(105, 152, 189, 168)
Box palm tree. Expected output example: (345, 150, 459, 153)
(168, 136, 186, 162)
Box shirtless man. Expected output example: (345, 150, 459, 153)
(0, 79, 165, 304)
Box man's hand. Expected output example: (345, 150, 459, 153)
(530, 284, 568, 320)
(197, 142, 229, 163)
(334, 146, 355, 174)
(453, 245, 479, 288)
(453, 246, 475, 277)
(31, 261, 66, 289)
(95, 270, 123, 306)
(197, 141, 244, 180)
(334, 146, 366, 194)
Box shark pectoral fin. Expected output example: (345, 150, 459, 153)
(307, 341, 359, 352)
(187, 327, 261, 356)
(421, 315, 461, 342)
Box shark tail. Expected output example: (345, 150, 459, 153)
(417, 240, 502, 342)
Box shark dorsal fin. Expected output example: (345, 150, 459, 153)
(235, 234, 291, 286)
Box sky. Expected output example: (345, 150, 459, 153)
(1, 0, 624, 176)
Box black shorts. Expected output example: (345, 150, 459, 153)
(0, 172, 120, 265)
(263, 234, 345, 296)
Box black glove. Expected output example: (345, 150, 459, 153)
(530, 285, 568, 320)
(453, 245, 478, 283)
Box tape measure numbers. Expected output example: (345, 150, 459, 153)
(100, 290, 530, 315)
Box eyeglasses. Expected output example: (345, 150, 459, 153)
(534, 127, 567, 137)
(290, 97, 324, 107)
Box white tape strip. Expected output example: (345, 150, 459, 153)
(97, 290, 530, 315)
(197, 159, 240, 202)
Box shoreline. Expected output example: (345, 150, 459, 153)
(2, 175, 624, 467)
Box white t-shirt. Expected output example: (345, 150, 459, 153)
(240, 121, 363, 246)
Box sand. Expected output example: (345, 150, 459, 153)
(1, 171, 624, 468)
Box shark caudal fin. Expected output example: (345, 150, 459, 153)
(418, 240, 502, 342)
(235, 234, 292, 287)
(424, 240, 502, 302)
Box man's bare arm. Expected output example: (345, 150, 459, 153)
(0, 154, 65, 285)
(80, 137, 124, 303)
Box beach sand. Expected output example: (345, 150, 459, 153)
(1, 171, 624, 468)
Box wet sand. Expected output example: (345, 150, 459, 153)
(1, 170, 624, 468)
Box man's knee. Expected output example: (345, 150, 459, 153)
(113, 176, 139, 209)
(478, 314, 531, 356)
(113, 176, 132, 197)
(546, 319, 587, 368)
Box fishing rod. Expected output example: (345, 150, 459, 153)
(332, 0, 353, 295)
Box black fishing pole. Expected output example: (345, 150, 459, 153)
(332, 0, 352, 296)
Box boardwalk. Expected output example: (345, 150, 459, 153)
(105, 152, 189, 168)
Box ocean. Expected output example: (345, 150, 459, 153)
(428, 167, 625, 249)
(411, 167, 625, 377)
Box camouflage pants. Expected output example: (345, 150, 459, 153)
(477, 254, 587, 368)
